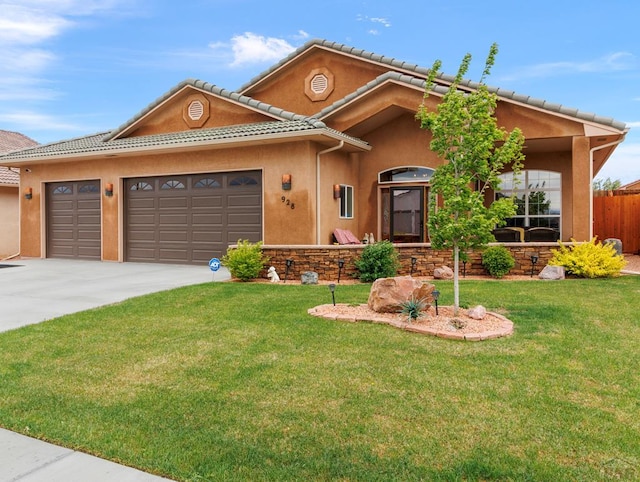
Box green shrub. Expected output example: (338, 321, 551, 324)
(549, 238, 627, 278)
(482, 245, 515, 278)
(221, 240, 269, 281)
(354, 240, 399, 282)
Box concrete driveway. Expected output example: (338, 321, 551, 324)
(0, 258, 229, 333)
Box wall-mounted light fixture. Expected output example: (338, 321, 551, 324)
(24, 187, 33, 200)
(410, 256, 417, 276)
(281, 174, 291, 190)
(333, 184, 341, 199)
(104, 183, 114, 197)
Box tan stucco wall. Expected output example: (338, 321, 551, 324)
(0, 186, 19, 257)
(244, 49, 390, 116)
(18, 141, 361, 260)
(125, 89, 273, 138)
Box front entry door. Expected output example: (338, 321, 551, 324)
(390, 186, 426, 243)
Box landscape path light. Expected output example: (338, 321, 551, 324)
(328, 283, 336, 306)
(530, 253, 539, 277)
(432, 289, 440, 316)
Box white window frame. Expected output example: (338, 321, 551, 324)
(496, 170, 562, 230)
(339, 184, 354, 219)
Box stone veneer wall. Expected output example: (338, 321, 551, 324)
(259, 243, 557, 281)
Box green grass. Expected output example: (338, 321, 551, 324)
(1, 278, 639, 481)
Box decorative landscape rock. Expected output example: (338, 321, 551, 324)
(368, 276, 435, 313)
(467, 305, 487, 320)
(433, 266, 454, 280)
(538, 265, 565, 280)
(301, 271, 319, 285)
(604, 238, 623, 255)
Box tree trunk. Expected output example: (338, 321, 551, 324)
(453, 244, 460, 315)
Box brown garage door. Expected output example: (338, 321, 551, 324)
(125, 171, 262, 264)
(46, 180, 101, 260)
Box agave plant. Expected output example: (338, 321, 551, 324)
(398, 296, 427, 323)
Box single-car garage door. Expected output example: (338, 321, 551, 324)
(46, 180, 101, 260)
(125, 171, 262, 264)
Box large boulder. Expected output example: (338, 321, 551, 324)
(433, 266, 454, 280)
(538, 265, 565, 280)
(368, 276, 435, 313)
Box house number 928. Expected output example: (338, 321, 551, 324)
(281, 196, 295, 209)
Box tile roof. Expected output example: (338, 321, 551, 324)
(0, 130, 37, 154)
(0, 120, 369, 163)
(0, 167, 20, 185)
(0, 130, 38, 185)
(242, 39, 628, 132)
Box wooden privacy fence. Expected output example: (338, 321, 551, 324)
(593, 192, 640, 254)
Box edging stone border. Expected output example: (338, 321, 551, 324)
(307, 304, 514, 341)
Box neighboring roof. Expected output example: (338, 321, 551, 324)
(105, 78, 329, 141)
(0, 130, 37, 154)
(0, 130, 38, 185)
(242, 39, 628, 132)
(0, 167, 20, 186)
(620, 179, 640, 190)
(0, 120, 369, 164)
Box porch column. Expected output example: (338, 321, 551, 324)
(571, 136, 591, 241)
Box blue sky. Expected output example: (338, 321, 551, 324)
(1, 0, 639, 183)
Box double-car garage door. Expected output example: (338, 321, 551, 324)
(125, 171, 262, 264)
(46, 171, 262, 264)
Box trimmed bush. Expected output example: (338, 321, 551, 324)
(549, 238, 627, 278)
(222, 239, 269, 281)
(354, 241, 399, 282)
(482, 245, 515, 278)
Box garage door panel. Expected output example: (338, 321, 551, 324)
(129, 198, 156, 209)
(159, 197, 188, 209)
(125, 171, 261, 264)
(158, 213, 188, 225)
(192, 213, 222, 225)
(227, 213, 261, 225)
(129, 213, 157, 225)
(192, 196, 223, 208)
(159, 231, 188, 242)
(47, 181, 101, 260)
(158, 248, 188, 262)
(227, 194, 261, 207)
(51, 229, 74, 240)
(192, 231, 223, 242)
(77, 229, 101, 240)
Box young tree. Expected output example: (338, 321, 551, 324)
(592, 177, 622, 191)
(417, 44, 525, 313)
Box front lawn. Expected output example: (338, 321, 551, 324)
(1, 278, 639, 480)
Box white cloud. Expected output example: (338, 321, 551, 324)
(502, 52, 636, 81)
(625, 121, 640, 128)
(357, 14, 392, 31)
(0, 110, 85, 131)
(210, 33, 297, 67)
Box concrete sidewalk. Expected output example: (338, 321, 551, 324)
(0, 258, 230, 481)
(0, 429, 173, 481)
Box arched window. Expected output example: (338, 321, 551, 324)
(495, 170, 561, 230)
(378, 166, 434, 183)
(160, 179, 186, 190)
